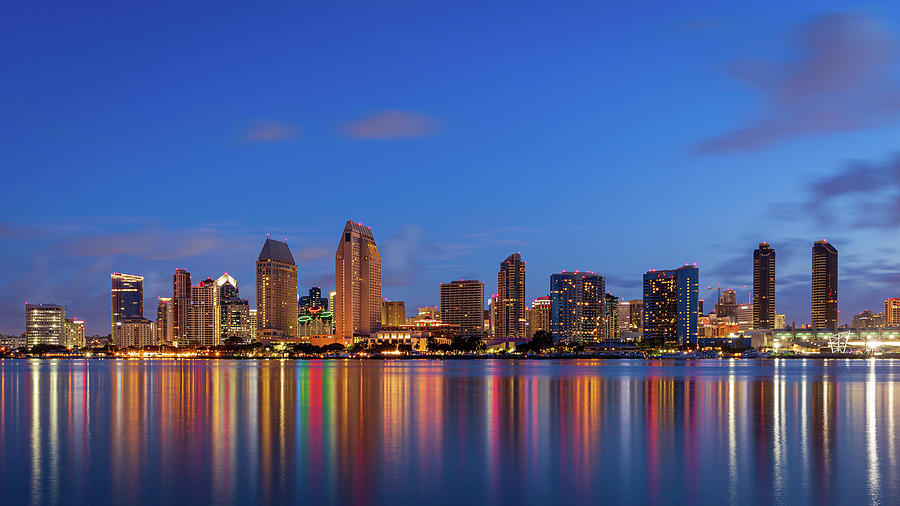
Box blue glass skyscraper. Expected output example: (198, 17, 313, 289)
(642, 266, 698, 347)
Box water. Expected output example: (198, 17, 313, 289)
(0, 359, 897, 505)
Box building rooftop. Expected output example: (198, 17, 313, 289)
(258, 238, 295, 265)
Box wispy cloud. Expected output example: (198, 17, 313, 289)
(241, 120, 299, 143)
(696, 13, 900, 154)
(341, 110, 439, 139)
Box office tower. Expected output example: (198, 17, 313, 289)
(64, 318, 85, 348)
(528, 297, 551, 337)
(300, 287, 328, 310)
(256, 237, 299, 339)
(736, 302, 753, 331)
(617, 299, 643, 332)
(498, 253, 526, 339)
(120, 317, 154, 348)
(714, 289, 738, 320)
(156, 297, 173, 344)
(753, 242, 776, 329)
(111, 272, 143, 344)
(811, 240, 838, 330)
(216, 273, 239, 300)
(642, 266, 699, 347)
(604, 293, 619, 340)
(190, 278, 220, 346)
(440, 280, 485, 337)
(382, 300, 406, 327)
(853, 310, 882, 329)
(173, 269, 192, 345)
(335, 221, 382, 338)
(248, 309, 258, 341)
(885, 298, 900, 327)
(25, 304, 65, 347)
(549, 271, 605, 343)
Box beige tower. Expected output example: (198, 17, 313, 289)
(256, 237, 299, 339)
(335, 220, 382, 338)
(189, 278, 220, 346)
(498, 253, 526, 339)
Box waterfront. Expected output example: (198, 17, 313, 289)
(1, 359, 898, 504)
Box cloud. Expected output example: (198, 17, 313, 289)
(802, 153, 900, 227)
(63, 229, 224, 260)
(242, 120, 299, 143)
(341, 110, 439, 139)
(696, 13, 900, 154)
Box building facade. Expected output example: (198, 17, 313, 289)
(528, 296, 551, 338)
(156, 297, 173, 345)
(26, 304, 65, 348)
(64, 318, 85, 348)
(256, 238, 299, 339)
(440, 280, 485, 337)
(642, 266, 699, 347)
(382, 300, 406, 327)
(550, 272, 605, 343)
(604, 293, 619, 340)
(498, 253, 526, 339)
(216, 273, 251, 342)
(190, 278, 221, 346)
(885, 298, 900, 327)
(173, 269, 192, 345)
(753, 242, 776, 329)
(811, 240, 838, 330)
(111, 272, 143, 345)
(335, 221, 382, 338)
(120, 317, 154, 348)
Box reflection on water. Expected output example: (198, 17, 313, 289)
(1, 359, 899, 504)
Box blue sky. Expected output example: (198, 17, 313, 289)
(3, 2, 900, 334)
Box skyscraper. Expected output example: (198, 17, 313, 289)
(26, 304, 65, 348)
(190, 278, 220, 346)
(528, 296, 551, 337)
(216, 272, 239, 300)
(382, 300, 406, 327)
(498, 253, 526, 340)
(604, 293, 619, 340)
(335, 221, 382, 338)
(217, 273, 251, 342)
(120, 317, 154, 348)
(885, 298, 900, 327)
(156, 297, 173, 344)
(173, 269, 192, 346)
(549, 271, 605, 343)
(440, 280, 485, 337)
(256, 238, 299, 339)
(111, 272, 143, 346)
(753, 242, 776, 329)
(811, 240, 838, 331)
(642, 266, 699, 347)
(64, 318, 85, 348)
(714, 289, 737, 320)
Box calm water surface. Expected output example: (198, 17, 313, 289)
(0, 359, 898, 505)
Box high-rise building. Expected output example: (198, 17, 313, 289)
(753, 242, 776, 329)
(216, 273, 239, 300)
(549, 271, 605, 343)
(714, 289, 738, 320)
(604, 293, 619, 340)
(256, 238, 299, 339)
(25, 304, 65, 348)
(811, 240, 838, 330)
(775, 313, 786, 329)
(853, 310, 882, 329)
(488, 295, 500, 336)
(173, 269, 192, 345)
(64, 318, 85, 348)
(111, 272, 143, 345)
(156, 297, 173, 344)
(642, 266, 699, 347)
(335, 221, 382, 338)
(120, 317, 154, 348)
(382, 300, 406, 327)
(617, 299, 643, 332)
(190, 278, 220, 346)
(498, 253, 526, 339)
(885, 298, 900, 327)
(216, 272, 251, 342)
(528, 296, 551, 338)
(736, 302, 753, 331)
(440, 280, 485, 337)
(300, 287, 328, 310)
(248, 309, 258, 342)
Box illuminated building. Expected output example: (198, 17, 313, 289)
(64, 318, 85, 348)
(497, 253, 526, 339)
(173, 269, 192, 345)
(335, 220, 382, 338)
(775, 313, 786, 329)
(885, 298, 900, 327)
(216, 273, 251, 342)
(382, 300, 406, 327)
(528, 296, 551, 338)
(256, 237, 299, 339)
(328, 291, 336, 314)
(248, 309, 257, 341)
(753, 242, 776, 329)
(440, 280, 485, 337)
(111, 272, 143, 345)
(216, 272, 239, 300)
(617, 299, 643, 333)
(549, 271, 605, 343)
(300, 287, 328, 310)
(298, 307, 334, 338)
(642, 266, 699, 347)
(736, 302, 753, 331)
(714, 289, 737, 320)
(25, 304, 65, 347)
(156, 297, 173, 344)
(189, 278, 220, 346)
(811, 240, 838, 330)
(120, 317, 154, 348)
(604, 293, 619, 340)
(853, 310, 882, 329)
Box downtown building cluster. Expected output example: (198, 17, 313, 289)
(16, 224, 900, 352)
